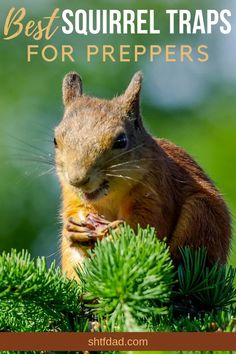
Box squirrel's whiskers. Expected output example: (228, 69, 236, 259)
(105, 173, 159, 197)
(105, 143, 144, 165)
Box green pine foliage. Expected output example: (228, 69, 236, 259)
(0, 225, 235, 334)
(0, 250, 84, 332)
(77, 225, 174, 331)
(173, 247, 236, 315)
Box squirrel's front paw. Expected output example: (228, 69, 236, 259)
(87, 213, 124, 238)
(65, 213, 124, 246)
(65, 217, 100, 246)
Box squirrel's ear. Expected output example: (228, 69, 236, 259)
(62, 72, 83, 106)
(123, 71, 143, 114)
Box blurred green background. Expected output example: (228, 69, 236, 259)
(0, 0, 235, 266)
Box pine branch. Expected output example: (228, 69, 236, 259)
(173, 247, 236, 315)
(77, 224, 174, 331)
(0, 231, 235, 334)
(0, 249, 83, 332)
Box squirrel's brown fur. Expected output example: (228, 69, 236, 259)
(55, 71, 231, 279)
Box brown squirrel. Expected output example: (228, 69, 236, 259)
(54, 71, 231, 279)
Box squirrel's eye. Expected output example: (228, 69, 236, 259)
(54, 137, 58, 148)
(112, 133, 128, 150)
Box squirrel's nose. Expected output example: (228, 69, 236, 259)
(69, 176, 90, 188)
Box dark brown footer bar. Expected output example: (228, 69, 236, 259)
(0, 332, 236, 351)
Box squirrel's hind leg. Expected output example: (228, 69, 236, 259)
(169, 194, 231, 264)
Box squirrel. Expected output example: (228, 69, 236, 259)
(54, 71, 231, 279)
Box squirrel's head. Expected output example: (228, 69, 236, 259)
(55, 71, 150, 204)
